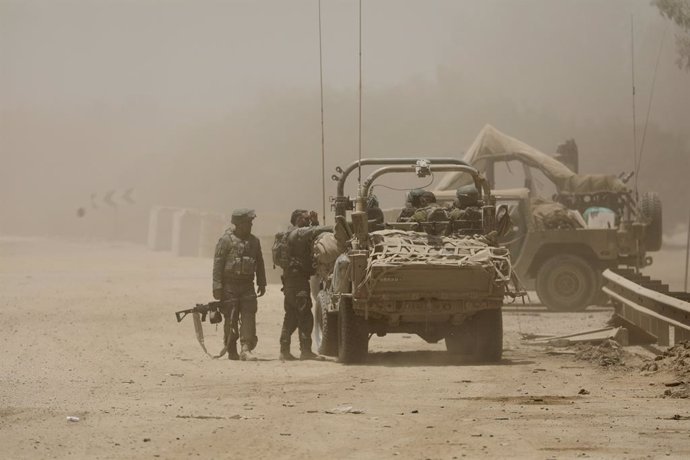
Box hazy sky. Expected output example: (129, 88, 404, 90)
(1, 0, 688, 236)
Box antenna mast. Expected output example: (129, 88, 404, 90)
(318, 0, 327, 224)
(357, 0, 363, 200)
(630, 15, 639, 198)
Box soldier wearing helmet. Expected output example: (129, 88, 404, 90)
(212, 208, 266, 361)
(278, 209, 331, 361)
(449, 185, 483, 234)
(397, 188, 426, 222)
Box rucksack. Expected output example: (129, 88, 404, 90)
(272, 231, 290, 269)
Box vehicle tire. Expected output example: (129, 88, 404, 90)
(535, 254, 597, 312)
(337, 298, 368, 364)
(640, 191, 662, 252)
(445, 309, 503, 362)
(314, 291, 338, 357)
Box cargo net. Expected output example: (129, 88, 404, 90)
(364, 229, 512, 287)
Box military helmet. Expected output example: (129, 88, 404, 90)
(231, 208, 256, 224)
(406, 188, 426, 207)
(420, 190, 437, 204)
(456, 185, 479, 207)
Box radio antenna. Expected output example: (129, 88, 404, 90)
(357, 0, 363, 191)
(630, 15, 639, 198)
(318, 0, 327, 224)
(636, 23, 667, 186)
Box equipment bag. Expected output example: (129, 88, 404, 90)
(272, 231, 290, 269)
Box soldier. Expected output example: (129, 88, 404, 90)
(279, 210, 331, 361)
(448, 185, 483, 235)
(366, 194, 385, 230)
(410, 191, 448, 223)
(213, 208, 266, 361)
(397, 188, 425, 221)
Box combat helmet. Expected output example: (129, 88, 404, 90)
(406, 189, 426, 208)
(231, 208, 256, 225)
(456, 185, 479, 208)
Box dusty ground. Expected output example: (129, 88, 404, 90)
(1, 237, 690, 459)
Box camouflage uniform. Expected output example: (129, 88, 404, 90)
(449, 185, 483, 235)
(397, 189, 426, 222)
(280, 223, 331, 360)
(213, 209, 266, 361)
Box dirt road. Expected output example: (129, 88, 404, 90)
(1, 237, 689, 459)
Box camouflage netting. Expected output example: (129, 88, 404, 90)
(366, 229, 512, 284)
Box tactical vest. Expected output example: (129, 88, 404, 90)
(222, 233, 259, 282)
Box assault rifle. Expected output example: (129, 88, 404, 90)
(174, 301, 225, 323)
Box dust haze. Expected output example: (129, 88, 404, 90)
(1, 0, 689, 240)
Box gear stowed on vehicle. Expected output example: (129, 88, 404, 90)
(311, 158, 521, 364)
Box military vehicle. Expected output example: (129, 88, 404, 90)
(311, 158, 518, 364)
(434, 125, 662, 312)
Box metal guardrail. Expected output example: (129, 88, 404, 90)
(602, 269, 690, 346)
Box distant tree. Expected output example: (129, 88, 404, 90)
(653, 0, 690, 70)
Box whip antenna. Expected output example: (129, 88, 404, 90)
(636, 23, 667, 186)
(357, 0, 363, 189)
(630, 15, 639, 198)
(318, 0, 327, 224)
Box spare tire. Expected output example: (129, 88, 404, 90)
(640, 192, 662, 252)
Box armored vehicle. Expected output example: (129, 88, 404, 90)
(312, 158, 517, 364)
(434, 125, 662, 312)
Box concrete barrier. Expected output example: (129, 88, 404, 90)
(199, 213, 227, 257)
(147, 206, 179, 251)
(171, 209, 203, 257)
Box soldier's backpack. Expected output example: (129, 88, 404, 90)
(272, 231, 290, 269)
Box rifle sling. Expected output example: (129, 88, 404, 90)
(192, 311, 227, 359)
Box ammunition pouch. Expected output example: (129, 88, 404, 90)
(227, 256, 257, 277)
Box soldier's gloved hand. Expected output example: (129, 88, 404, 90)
(257, 285, 266, 297)
(309, 211, 319, 226)
(213, 289, 223, 300)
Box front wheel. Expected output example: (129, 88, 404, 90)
(337, 298, 368, 364)
(314, 290, 338, 356)
(640, 192, 662, 252)
(535, 254, 597, 312)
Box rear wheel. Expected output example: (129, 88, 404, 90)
(445, 309, 503, 362)
(640, 192, 663, 252)
(536, 254, 597, 312)
(314, 290, 338, 356)
(337, 298, 369, 364)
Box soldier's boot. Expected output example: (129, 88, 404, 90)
(279, 344, 297, 362)
(227, 341, 239, 361)
(300, 340, 324, 361)
(300, 349, 325, 361)
(240, 343, 257, 362)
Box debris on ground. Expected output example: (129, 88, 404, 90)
(573, 339, 625, 367)
(640, 341, 690, 378)
(522, 327, 628, 347)
(664, 414, 690, 420)
(663, 383, 690, 399)
(325, 405, 364, 415)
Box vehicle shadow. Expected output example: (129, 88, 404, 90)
(502, 306, 613, 314)
(361, 350, 534, 367)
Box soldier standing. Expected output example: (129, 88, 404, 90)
(213, 209, 266, 361)
(279, 210, 331, 361)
